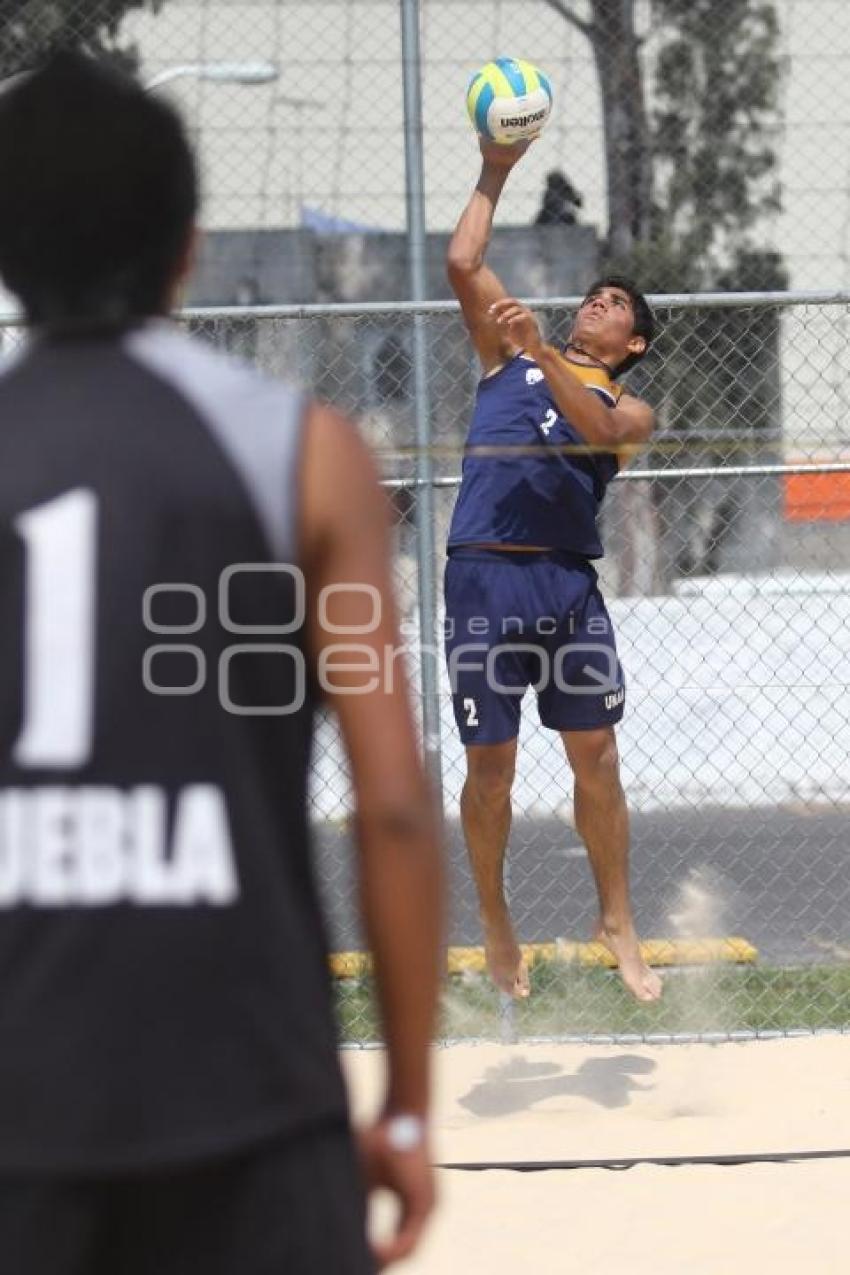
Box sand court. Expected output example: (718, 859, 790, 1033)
(343, 1034, 850, 1273)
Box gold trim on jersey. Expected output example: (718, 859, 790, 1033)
(556, 353, 623, 405)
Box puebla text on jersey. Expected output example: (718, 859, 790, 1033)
(448, 353, 622, 557)
(0, 324, 347, 1174)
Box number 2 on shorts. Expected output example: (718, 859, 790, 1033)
(463, 697, 479, 726)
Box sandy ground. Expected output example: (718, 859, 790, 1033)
(394, 1159, 850, 1275)
(342, 1035, 850, 1274)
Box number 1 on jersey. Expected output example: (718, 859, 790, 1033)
(13, 489, 97, 768)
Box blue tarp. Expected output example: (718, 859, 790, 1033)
(300, 205, 384, 236)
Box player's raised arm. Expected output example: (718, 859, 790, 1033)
(299, 402, 444, 1268)
(446, 139, 532, 374)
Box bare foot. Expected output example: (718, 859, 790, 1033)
(592, 920, 663, 1002)
(483, 915, 530, 999)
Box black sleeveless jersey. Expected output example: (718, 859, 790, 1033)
(0, 322, 348, 1172)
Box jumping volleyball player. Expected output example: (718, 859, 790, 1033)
(445, 136, 662, 1003)
(0, 53, 442, 1273)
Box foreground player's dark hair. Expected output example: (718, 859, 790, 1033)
(583, 274, 656, 377)
(0, 51, 198, 330)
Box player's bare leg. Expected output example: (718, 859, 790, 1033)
(461, 739, 529, 998)
(562, 728, 662, 1002)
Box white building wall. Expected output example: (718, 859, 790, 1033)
(124, 0, 608, 235)
(124, 0, 850, 291)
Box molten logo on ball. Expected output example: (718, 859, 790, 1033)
(499, 108, 547, 129)
(466, 56, 553, 146)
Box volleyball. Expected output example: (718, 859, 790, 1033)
(466, 58, 553, 145)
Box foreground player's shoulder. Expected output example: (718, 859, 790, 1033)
(0, 332, 36, 394)
(124, 321, 302, 419)
(125, 321, 309, 558)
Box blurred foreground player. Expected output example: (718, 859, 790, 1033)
(0, 53, 442, 1274)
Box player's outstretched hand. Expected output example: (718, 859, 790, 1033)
(489, 296, 544, 358)
(358, 1117, 436, 1268)
(479, 136, 532, 167)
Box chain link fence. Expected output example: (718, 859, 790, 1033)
(36, 289, 850, 1045)
(3, 0, 850, 297)
(2, 2, 850, 1043)
(315, 292, 849, 1045)
(2, 295, 849, 1042)
(215, 291, 849, 1042)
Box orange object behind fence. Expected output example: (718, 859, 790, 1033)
(784, 467, 850, 523)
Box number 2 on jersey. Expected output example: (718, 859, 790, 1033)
(12, 489, 97, 769)
(539, 408, 558, 437)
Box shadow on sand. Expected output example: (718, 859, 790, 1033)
(459, 1053, 656, 1116)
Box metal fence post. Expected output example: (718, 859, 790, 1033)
(400, 0, 444, 798)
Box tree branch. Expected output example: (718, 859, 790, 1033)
(541, 0, 594, 39)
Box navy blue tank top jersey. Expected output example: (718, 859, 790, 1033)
(448, 353, 622, 558)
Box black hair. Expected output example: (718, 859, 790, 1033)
(582, 274, 656, 377)
(0, 50, 198, 331)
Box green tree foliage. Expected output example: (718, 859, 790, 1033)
(542, 1, 788, 581)
(0, 0, 163, 79)
(651, 0, 784, 288)
(543, 0, 785, 290)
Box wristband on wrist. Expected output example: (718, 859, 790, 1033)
(384, 1113, 426, 1152)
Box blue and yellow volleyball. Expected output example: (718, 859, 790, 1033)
(466, 58, 553, 145)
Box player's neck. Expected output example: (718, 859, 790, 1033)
(563, 341, 616, 378)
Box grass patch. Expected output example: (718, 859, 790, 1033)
(335, 961, 850, 1044)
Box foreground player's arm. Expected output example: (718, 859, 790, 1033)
(446, 140, 531, 373)
(490, 297, 655, 448)
(300, 402, 444, 1267)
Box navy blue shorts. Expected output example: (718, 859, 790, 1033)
(444, 548, 626, 745)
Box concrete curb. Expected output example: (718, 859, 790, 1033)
(329, 936, 758, 979)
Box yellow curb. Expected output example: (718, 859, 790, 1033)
(330, 951, 375, 979)
(329, 937, 758, 980)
